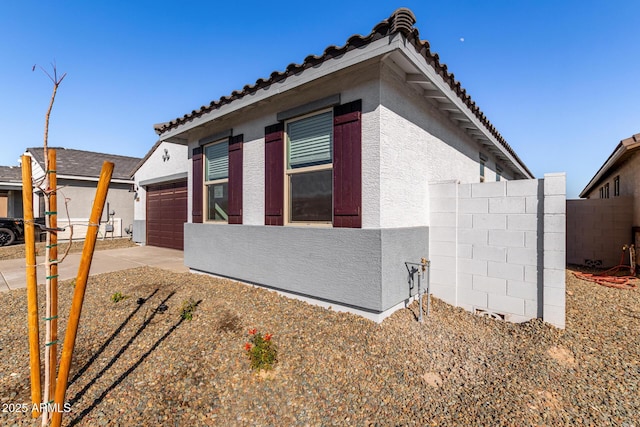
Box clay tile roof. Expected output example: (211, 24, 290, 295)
(155, 7, 531, 177)
(26, 147, 141, 181)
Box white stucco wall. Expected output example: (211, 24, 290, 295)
(378, 64, 511, 228)
(133, 141, 189, 222)
(185, 63, 382, 228)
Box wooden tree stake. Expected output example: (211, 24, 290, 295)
(21, 155, 41, 418)
(41, 148, 59, 425)
(51, 161, 114, 427)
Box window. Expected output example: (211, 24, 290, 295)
(285, 110, 333, 223)
(599, 187, 604, 199)
(496, 165, 502, 182)
(264, 98, 362, 228)
(614, 176, 620, 196)
(604, 183, 610, 199)
(204, 140, 229, 222)
(479, 153, 488, 182)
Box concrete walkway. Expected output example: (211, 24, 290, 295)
(0, 245, 188, 292)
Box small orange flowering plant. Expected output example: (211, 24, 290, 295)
(244, 328, 277, 371)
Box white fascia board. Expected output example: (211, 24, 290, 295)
(397, 44, 533, 179)
(158, 36, 405, 142)
(57, 174, 134, 184)
(0, 182, 23, 189)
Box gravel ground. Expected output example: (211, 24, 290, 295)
(0, 238, 137, 261)
(0, 266, 638, 426)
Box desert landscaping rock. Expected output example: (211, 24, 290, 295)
(0, 266, 638, 425)
(0, 238, 137, 261)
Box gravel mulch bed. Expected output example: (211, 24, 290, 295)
(0, 238, 137, 261)
(0, 267, 638, 426)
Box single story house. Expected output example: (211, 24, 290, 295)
(567, 133, 640, 267)
(151, 8, 566, 325)
(130, 141, 189, 249)
(23, 147, 141, 240)
(0, 166, 24, 218)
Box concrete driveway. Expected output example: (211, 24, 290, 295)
(0, 245, 188, 292)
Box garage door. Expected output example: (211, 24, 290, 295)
(146, 180, 187, 250)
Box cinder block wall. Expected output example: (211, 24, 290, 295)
(429, 173, 566, 328)
(566, 197, 633, 267)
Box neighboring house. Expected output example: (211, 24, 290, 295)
(23, 147, 141, 240)
(151, 8, 566, 326)
(567, 133, 640, 267)
(0, 166, 24, 218)
(130, 141, 189, 249)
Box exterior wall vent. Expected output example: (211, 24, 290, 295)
(584, 259, 603, 268)
(474, 308, 506, 321)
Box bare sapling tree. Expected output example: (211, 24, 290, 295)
(34, 62, 66, 426)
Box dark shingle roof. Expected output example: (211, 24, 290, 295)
(0, 166, 22, 182)
(154, 8, 531, 177)
(26, 147, 141, 181)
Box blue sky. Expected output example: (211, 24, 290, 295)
(1, 1, 638, 198)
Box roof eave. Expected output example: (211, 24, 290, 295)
(392, 46, 533, 179)
(579, 134, 640, 198)
(157, 36, 406, 142)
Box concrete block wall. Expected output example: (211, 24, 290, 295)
(566, 197, 633, 267)
(429, 173, 566, 328)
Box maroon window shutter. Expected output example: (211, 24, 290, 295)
(333, 99, 362, 228)
(228, 134, 244, 224)
(192, 146, 203, 224)
(264, 123, 284, 226)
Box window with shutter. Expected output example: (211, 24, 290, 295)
(285, 110, 333, 223)
(264, 99, 362, 228)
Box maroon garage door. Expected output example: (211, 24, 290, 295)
(146, 180, 187, 250)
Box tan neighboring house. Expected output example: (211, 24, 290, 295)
(23, 147, 141, 240)
(567, 133, 640, 267)
(0, 166, 23, 218)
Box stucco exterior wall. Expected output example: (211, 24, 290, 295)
(52, 179, 133, 239)
(377, 64, 512, 229)
(185, 224, 428, 319)
(185, 62, 383, 228)
(583, 151, 640, 227)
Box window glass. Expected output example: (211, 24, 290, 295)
(287, 111, 333, 169)
(207, 182, 228, 221)
(204, 140, 229, 222)
(289, 169, 332, 222)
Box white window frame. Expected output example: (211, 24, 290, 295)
(284, 108, 333, 226)
(203, 139, 229, 223)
